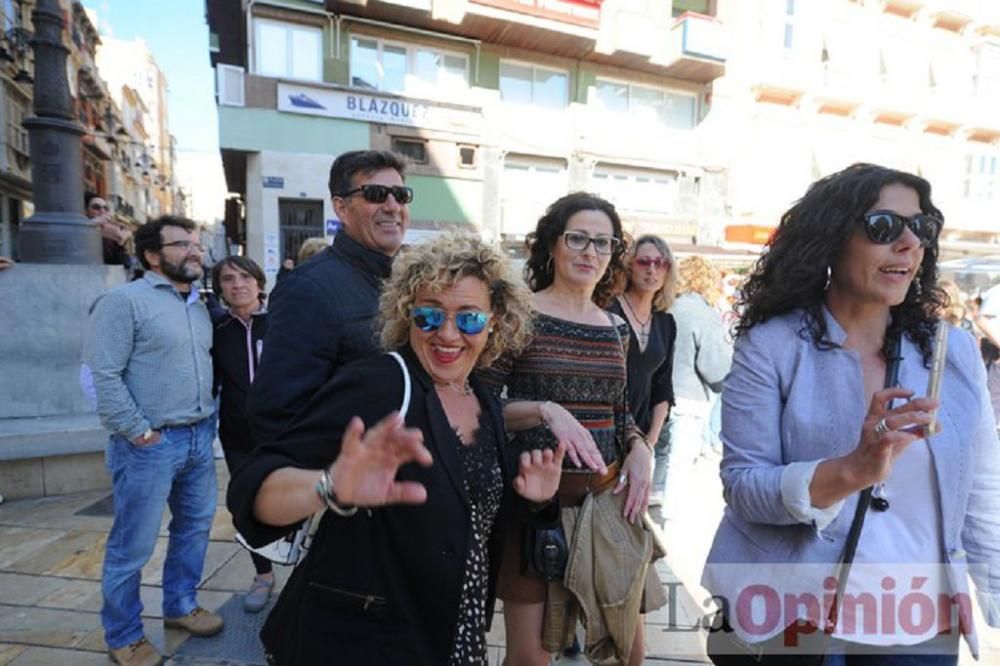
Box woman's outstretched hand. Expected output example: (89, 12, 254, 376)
(513, 442, 566, 503)
(328, 412, 433, 507)
(542, 402, 607, 474)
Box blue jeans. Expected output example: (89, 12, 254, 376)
(101, 419, 217, 649)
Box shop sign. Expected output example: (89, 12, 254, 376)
(277, 83, 481, 134)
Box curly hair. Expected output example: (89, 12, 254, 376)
(626, 235, 677, 312)
(379, 234, 533, 367)
(523, 192, 628, 308)
(735, 162, 946, 365)
(677, 255, 721, 306)
(134, 215, 198, 270)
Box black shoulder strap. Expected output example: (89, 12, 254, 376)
(822, 329, 903, 640)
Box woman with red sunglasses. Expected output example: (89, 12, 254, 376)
(608, 236, 678, 512)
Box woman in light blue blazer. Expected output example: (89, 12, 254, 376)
(703, 163, 1000, 665)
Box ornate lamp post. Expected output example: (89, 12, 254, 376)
(18, 0, 100, 263)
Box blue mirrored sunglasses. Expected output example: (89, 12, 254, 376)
(412, 306, 490, 335)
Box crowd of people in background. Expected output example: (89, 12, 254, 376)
(72, 150, 1000, 666)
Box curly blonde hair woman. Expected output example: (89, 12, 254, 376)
(677, 254, 722, 303)
(229, 233, 566, 665)
(379, 233, 533, 367)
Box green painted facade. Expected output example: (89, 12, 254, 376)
(407, 175, 481, 227)
(218, 107, 369, 154)
(220, 108, 481, 227)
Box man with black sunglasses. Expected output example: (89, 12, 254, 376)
(247, 150, 412, 445)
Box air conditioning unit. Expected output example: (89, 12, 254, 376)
(216, 64, 245, 107)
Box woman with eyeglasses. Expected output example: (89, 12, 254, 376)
(607, 235, 678, 514)
(481, 192, 665, 666)
(228, 235, 565, 665)
(702, 163, 1000, 664)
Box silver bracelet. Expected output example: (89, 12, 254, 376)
(315, 468, 358, 517)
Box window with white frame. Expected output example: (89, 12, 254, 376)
(965, 152, 1000, 201)
(254, 18, 322, 81)
(594, 79, 697, 129)
(501, 156, 569, 235)
(591, 165, 678, 214)
(500, 62, 569, 109)
(350, 36, 468, 95)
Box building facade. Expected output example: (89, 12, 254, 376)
(206, 0, 1000, 282)
(96, 33, 181, 223)
(207, 0, 726, 280)
(0, 0, 35, 260)
(717, 0, 1000, 257)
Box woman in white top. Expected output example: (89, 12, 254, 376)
(703, 163, 1000, 664)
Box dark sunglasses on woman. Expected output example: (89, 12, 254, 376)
(412, 306, 491, 335)
(862, 210, 941, 247)
(337, 184, 414, 205)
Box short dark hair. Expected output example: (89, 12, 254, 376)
(134, 215, 198, 269)
(328, 150, 407, 199)
(736, 162, 945, 365)
(523, 192, 628, 308)
(84, 192, 102, 208)
(211, 256, 266, 302)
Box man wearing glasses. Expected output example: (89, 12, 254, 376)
(247, 150, 412, 445)
(83, 216, 221, 666)
(86, 193, 132, 269)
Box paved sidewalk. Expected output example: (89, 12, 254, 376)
(0, 461, 711, 665)
(5, 456, 993, 664)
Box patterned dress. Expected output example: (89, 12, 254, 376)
(449, 415, 503, 665)
(481, 312, 633, 467)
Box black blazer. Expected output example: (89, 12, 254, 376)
(228, 346, 557, 665)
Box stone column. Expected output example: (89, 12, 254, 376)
(18, 0, 100, 263)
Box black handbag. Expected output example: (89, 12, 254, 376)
(521, 523, 569, 581)
(706, 331, 902, 666)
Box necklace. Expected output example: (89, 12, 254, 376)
(435, 380, 473, 396)
(622, 293, 652, 342)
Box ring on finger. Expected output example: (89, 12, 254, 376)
(874, 417, 891, 436)
(619, 473, 628, 486)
